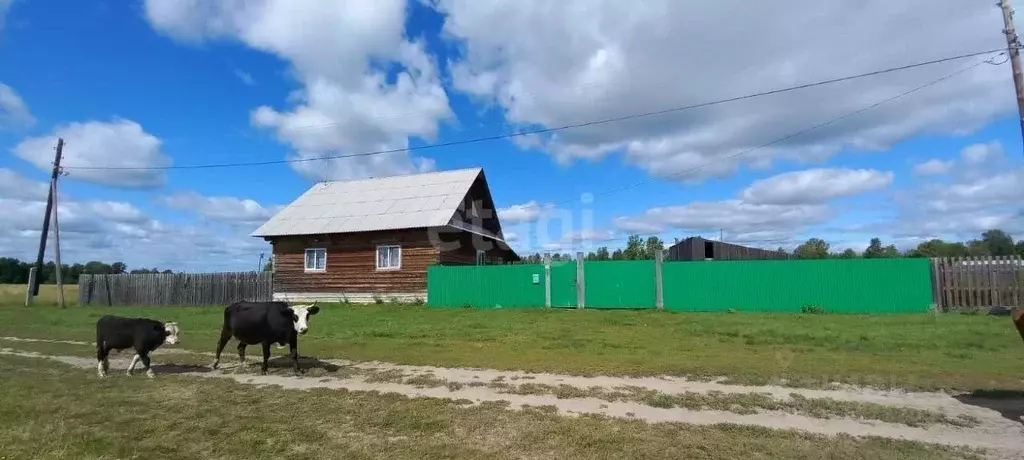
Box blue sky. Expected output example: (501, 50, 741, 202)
(0, 0, 1022, 271)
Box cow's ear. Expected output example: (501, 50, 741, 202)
(308, 306, 320, 315)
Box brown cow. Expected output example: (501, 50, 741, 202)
(1013, 307, 1024, 343)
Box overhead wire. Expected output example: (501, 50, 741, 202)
(61, 47, 1009, 173)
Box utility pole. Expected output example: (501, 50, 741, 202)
(31, 138, 64, 297)
(51, 178, 65, 309)
(999, 0, 1024, 153)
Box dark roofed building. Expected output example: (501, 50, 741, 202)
(666, 236, 790, 261)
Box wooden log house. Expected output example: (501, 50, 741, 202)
(252, 167, 520, 303)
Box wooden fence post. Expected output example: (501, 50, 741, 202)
(544, 253, 552, 308)
(929, 257, 941, 312)
(576, 251, 585, 309)
(655, 249, 664, 310)
(25, 267, 36, 307)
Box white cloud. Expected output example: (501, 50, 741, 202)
(913, 159, 954, 176)
(497, 200, 555, 224)
(144, 0, 452, 182)
(432, 0, 1013, 181)
(0, 0, 13, 32)
(159, 191, 282, 227)
(614, 200, 830, 245)
(0, 170, 267, 271)
(233, 69, 256, 86)
(12, 119, 171, 188)
(960, 140, 1003, 165)
(740, 168, 893, 205)
(0, 83, 35, 128)
(0, 168, 48, 201)
(891, 141, 1024, 239)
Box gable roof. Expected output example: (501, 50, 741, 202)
(251, 167, 506, 239)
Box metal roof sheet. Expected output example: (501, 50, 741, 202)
(250, 167, 484, 237)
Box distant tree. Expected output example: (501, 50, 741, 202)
(981, 229, 1015, 256)
(862, 238, 884, 258)
(966, 239, 991, 257)
(837, 248, 858, 259)
(263, 257, 274, 272)
(595, 247, 611, 261)
(622, 235, 646, 260)
(794, 238, 830, 259)
(585, 251, 598, 261)
(1016, 240, 1024, 257)
(644, 236, 664, 260)
(611, 248, 625, 260)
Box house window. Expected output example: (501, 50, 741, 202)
(376, 245, 402, 270)
(305, 248, 326, 272)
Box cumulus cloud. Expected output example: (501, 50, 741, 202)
(497, 200, 555, 224)
(0, 83, 34, 128)
(0, 170, 267, 271)
(740, 168, 893, 205)
(614, 201, 830, 243)
(432, 0, 1013, 181)
(159, 191, 282, 227)
(12, 119, 171, 188)
(891, 141, 1024, 239)
(913, 159, 954, 176)
(144, 0, 452, 182)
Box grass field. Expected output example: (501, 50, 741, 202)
(0, 283, 77, 307)
(0, 355, 984, 460)
(0, 299, 1021, 391)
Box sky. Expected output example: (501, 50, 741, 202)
(0, 0, 1022, 272)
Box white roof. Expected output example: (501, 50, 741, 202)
(251, 167, 489, 237)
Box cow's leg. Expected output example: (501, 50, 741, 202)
(289, 335, 301, 376)
(141, 353, 154, 378)
(212, 326, 232, 370)
(260, 341, 271, 375)
(126, 353, 141, 376)
(96, 343, 110, 378)
(237, 342, 247, 367)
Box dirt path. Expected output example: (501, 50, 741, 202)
(2, 337, 1023, 459)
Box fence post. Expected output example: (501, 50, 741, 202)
(544, 253, 551, 308)
(576, 251, 585, 309)
(655, 250, 664, 310)
(25, 267, 36, 307)
(929, 257, 941, 312)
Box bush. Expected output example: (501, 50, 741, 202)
(801, 305, 826, 315)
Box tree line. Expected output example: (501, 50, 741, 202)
(0, 257, 173, 285)
(790, 229, 1024, 259)
(516, 229, 1024, 263)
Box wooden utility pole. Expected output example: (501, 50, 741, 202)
(999, 0, 1024, 153)
(51, 179, 65, 309)
(31, 138, 64, 297)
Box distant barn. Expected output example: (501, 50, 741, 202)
(666, 236, 790, 261)
(252, 167, 520, 303)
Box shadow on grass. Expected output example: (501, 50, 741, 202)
(954, 390, 1024, 425)
(151, 363, 213, 375)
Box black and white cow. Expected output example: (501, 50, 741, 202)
(95, 315, 181, 378)
(211, 300, 320, 375)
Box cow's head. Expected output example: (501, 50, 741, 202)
(163, 322, 180, 345)
(289, 301, 320, 335)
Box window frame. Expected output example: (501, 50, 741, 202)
(376, 244, 402, 271)
(304, 248, 327, 272)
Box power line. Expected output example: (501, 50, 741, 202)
(63, 47, 1008, 172)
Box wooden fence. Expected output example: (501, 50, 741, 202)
(78, 272, 273, 306)
(931, 256, 1023, 310)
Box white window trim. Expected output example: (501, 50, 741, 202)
(376, 244, 402, 271)
(304, 248, 327, 272)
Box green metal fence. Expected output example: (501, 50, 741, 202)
(584, 261, 656, 309)
(662, 258, 933, 313)
(427, 258, 935, 314)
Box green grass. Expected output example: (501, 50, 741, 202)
(0, 301, 1021, 391)
(0, 283, 77, 307)
(0, 355, 983, 460)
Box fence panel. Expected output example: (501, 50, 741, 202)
(77, 272, 273, 306)
(550, 261, 578, 307)
(662, 258, 933, 313)
(427, 264, 547, 308)
(933, 256, 1023, 310)
(584, 260, 656, 309)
